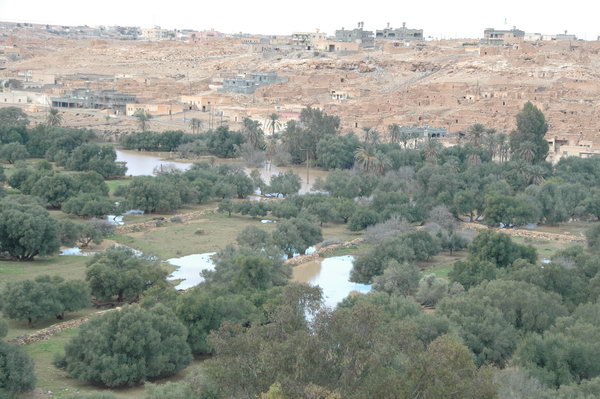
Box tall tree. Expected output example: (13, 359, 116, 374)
(266, 113, 281, 136)
(133, 109, 152, 132)
(354, 146, 377, 173)
(242, 117, 264, 149)
(188, 117, 202, 134)
(46, 107, 63, 127)
(387, 123, 401, 144)
(510, 102, 549, 163)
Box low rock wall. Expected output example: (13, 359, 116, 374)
(9, 308, 119, 346)
(459, 222, 585, 242)
(115, 208, 216, 234)
(285, 238, 365, 266)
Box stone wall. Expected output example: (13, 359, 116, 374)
(9, 308, 119, 346)
(114, 208, 217, 234)
(459, 222, 585, 242)
(285, 238, 365, 266)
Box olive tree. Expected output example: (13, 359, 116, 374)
(272, 217, 322, 258)
(268, 170, 301, 197)
(0, 341, 36, 397)
(63, 304, 192, 387)
(0, 198, 60, 260)
(415, 274, 449, 306)
(372, 260, 421, 297)
(0, 142, 28, 164)
(0, 276, 89, 324)
(86, 246, 167, 303)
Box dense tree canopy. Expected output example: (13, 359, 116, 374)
(510, 102, 549, 164)
(0, 341, 36, 397)
(62, 304, 192, 387)
(271, 217, 322, 258)
(85, 246, 167, 303)
(0, 276, 89, 324)
(0, 197, 60, 260)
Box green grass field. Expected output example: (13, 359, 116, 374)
(0, 255, 89, 284)
(6, 196, 595, 398)
(510, 235, 571, 260)
(111, 211, 361, 260)
(5, 308, 98, 341)
(105, 178, 132, 194)
(111, 212, 277, 259)
(426, 264, 454, 278)
(20, 326, 205, 399)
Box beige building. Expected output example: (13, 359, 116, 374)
(0, 92, 28, 105)
(181, 93, 231, 111)
(0, 90, 51, 106)
(291, 30, 327, 50)
(140, 28, 174, 41)
(312, 39, 361, 52)
(126, 103, 183, 116)
(547, 136, 600, 163)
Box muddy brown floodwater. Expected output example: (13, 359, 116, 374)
(116, 150, 328, 193)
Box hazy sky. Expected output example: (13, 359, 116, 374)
(1, 0, 599, 40)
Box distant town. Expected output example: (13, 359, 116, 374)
(1, 20, 599, 162)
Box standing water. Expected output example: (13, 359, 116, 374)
(115, 149, 324, 192)
(293, 255, 371, 308)
(166, 252, 217, 290)
(116, 149, 192, 176)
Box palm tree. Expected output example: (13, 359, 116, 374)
(468, 151, 482, 166)
(369, 130, 381, 145)
(388, 124, 401, 144)
(134, 110, 152, 132)
(513, 160, 529, 179)
(411, 131, 421, 148)
(266, 134, 278, 171)
(497, 133, 510, 163)
(526, 164, 546, 185)
(266, 113, 281, 136)
(374, 151, 391, 175)
(465, 123, 486, 148)
(242, 117, 264, 149)
(518, 141, 536, 163)
(444, 158, 460, 173)
(483, 133, 498, 161)
(354, 146, 378, 173)
(422, 139, 442, 163)
(362, 127, 372, 143)
(399, 130, 411, 148)
(46, 107, 63, 127)
(188, 118, 202, 134)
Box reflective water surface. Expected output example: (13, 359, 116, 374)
(116, 150, 193, 176)
(116, 149, 326, 192)
(293, 255, 371, 308)
(166, 252, 217, 290)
